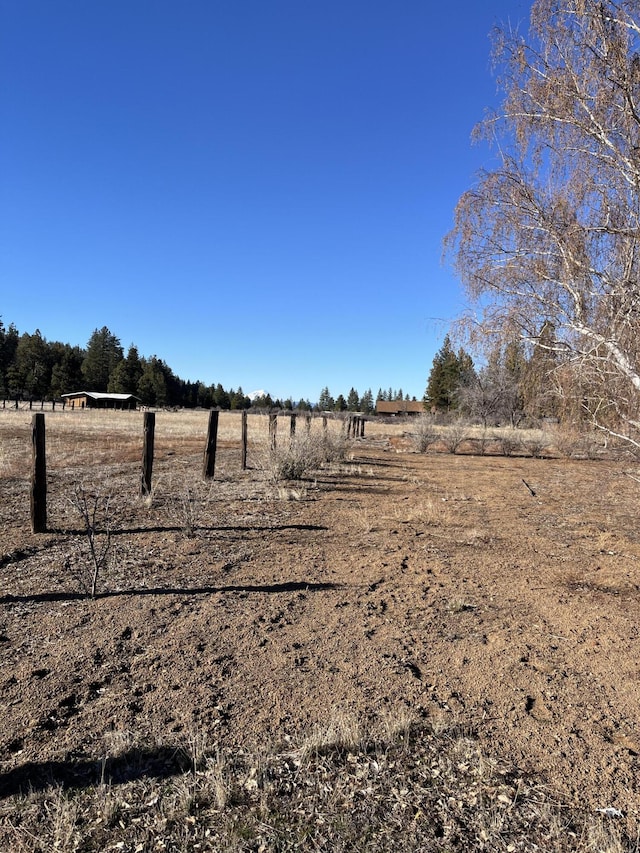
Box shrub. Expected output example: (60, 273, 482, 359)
(499, 431, 522, 457)
(441, 423, 468, 454)
(264, 432, 348, 482)
(411, 416, 439, 453)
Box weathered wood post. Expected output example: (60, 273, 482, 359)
(269, 413, 277, 450)
(203, 409, 219, 479)
(305, 414, 312, 432)
(31, 413, 47, 533)
(290, 413, 296, 441)
(360, 417, 365, 438)
(140, 411, 155, 497)
(241, 410, 248, 470)
(322, 415, 327, 431)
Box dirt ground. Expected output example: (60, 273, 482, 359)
(0, 412, 639, 841)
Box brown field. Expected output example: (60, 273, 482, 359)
(0, 409, 639, 851)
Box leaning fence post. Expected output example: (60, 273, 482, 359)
(31, 413, 47, 533)
(140, 411, 155, 497)
(269, 413, 277, 449)
(203, 409, 219, 479)
(241, 410, 248, 470)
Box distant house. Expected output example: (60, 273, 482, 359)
(375, 400, 425, 416)
(61, 391, 140, 410)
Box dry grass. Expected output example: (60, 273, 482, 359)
(0, 718, 635, 852)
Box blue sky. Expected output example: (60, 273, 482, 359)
(1, 0, 531, 403)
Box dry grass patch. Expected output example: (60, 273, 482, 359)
(1, 717, 634, 852)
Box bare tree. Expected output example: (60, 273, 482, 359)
(446, 0, 640, 448)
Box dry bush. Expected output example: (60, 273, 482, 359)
(521, 432, 551, 458)
(467, 429, 496, 456)
(164, 479, 215, 536)
(553, 428, 605, 460)
(441, 423, 469, 454)
(499, 430, 522, 457)
(261, 429, 351, 482)
(410, 415, 439, 453)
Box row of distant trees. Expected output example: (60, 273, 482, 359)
(0, 323, 253, 409)
(317, 386, 418, 414)
(0, 321, 417, 413)
(0, 322, 304, 409)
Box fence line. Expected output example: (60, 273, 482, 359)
(24, 410, 366, 532)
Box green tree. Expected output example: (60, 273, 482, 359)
(0, 321, 18, 398)
(50, 344, 84, 398)
(347, 387, 360, 411)
(8, 330, 51, 399)
(318, 387, 334, 411)
(82, 327, 123, 392)
(334, 394, 347, 412)
(360, 388, 374, 414)
(230, 387, 251, 410)
(425, 335, 474, 411)
(212, 383, 230, 409)
(108, 344, 143, 394)
(137, 357, 168, 407)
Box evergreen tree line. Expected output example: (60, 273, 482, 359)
(0, 321, 416, 413)
(317, 387, 418, 414)
(424, 331, 571, 427)
(0, 322, 261, 409)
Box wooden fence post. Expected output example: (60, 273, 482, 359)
(241, 410, 248, 470)
(140, 411, 155, 497)
(203, 409, 219, 479)
(322, 416, 327, 431)
(290, 413, 296, 441)
(269, 413, 277, 450)
(305, 414, 312, 432)
(360, 417, 365, 437)
(31, 413, 47, 533)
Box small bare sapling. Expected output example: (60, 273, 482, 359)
(68, 484, 113, 599)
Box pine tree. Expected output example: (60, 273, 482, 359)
(360, 388, 374, 414)
(318, 387, 334, 411)
(334, 394, 347, 412)
(82, 327, 123, 392)
(8, 330, 51, 400)
(347, 387, 360, 411)
(108, 345, 143, 394)
(50, 345, 84, 398)
(137, 357, 168, 407)
(425, 335, 475, 411)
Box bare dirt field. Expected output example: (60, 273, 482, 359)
(0, 409, 638, 851)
